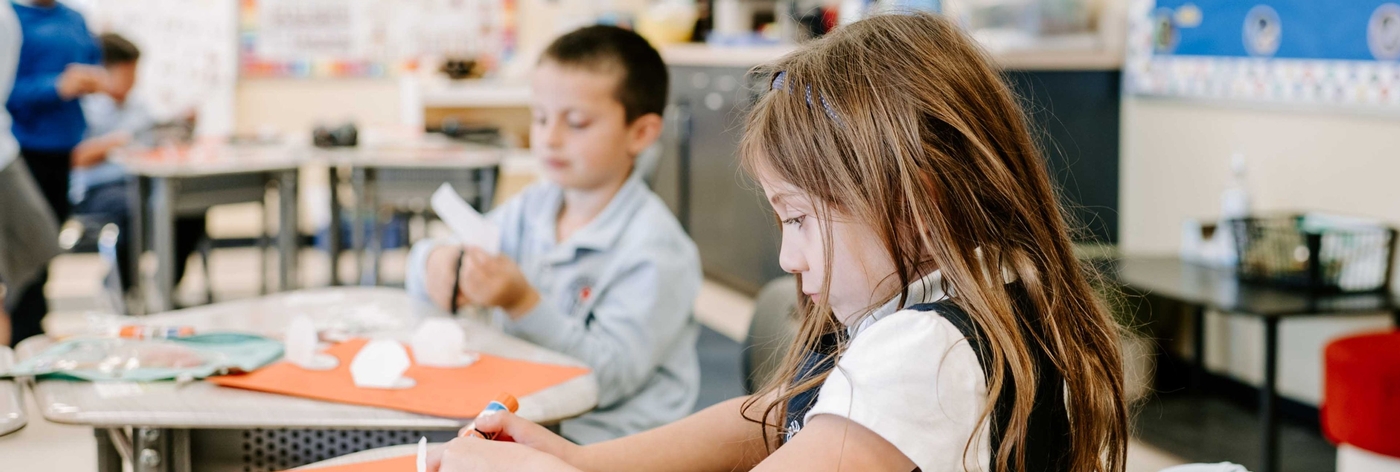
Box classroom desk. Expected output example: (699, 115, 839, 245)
(114, 144, 303, 313)
(1109, 256, 1400, 472)
(0, 347, 25, 437)
(18, 287, 598, 472)
(295, 443, 417, 470)
(315, 143, 502, 286)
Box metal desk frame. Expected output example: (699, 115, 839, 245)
(120, 153, 301, 314)
(320, 147, 501, 286)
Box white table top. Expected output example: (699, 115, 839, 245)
(111, 143, 304, 178)
(311, 141, 503, 170)
(19, 287, 598, 430)
(0, 347, 25, 436)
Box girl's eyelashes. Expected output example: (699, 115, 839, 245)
(782, 215, 806, 229)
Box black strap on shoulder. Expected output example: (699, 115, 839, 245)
(907, 286, 1072, 472)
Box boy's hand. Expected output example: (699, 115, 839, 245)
(459, 248, 540, 318)
(56, 64, 108, 99)
(425, 245, 465, 312)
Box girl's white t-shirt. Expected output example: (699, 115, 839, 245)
(804, 307, 992, 471)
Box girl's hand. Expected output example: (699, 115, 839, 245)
(424, 246, 465, 311)
(457, 411, 581, 462)
(426, 438, 580, 472)
(458, 248, 541, 318)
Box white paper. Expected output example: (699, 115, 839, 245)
(410, 318, 475, 368)
(431, 183, 500, 254)
(350, 339, 413, 389)
(416, 437, 428, 472)
(284, 315, 319, 368)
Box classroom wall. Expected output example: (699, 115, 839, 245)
(235, 79, 402, 136)
(1119, 97, 1400, 405)
(232, 0, 652, 135)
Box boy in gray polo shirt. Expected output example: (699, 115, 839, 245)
(406, 26, 701, 444)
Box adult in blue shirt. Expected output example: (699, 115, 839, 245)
(6, 0, 105, 344)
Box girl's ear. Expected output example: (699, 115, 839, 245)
(625, 113, 664, 157)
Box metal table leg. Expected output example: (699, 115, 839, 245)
(275, 170, 299, 291)
(126, 176, 148, 316)
(352, 168, 379, 286)
(328, 166, 343, 286)
(365, 169, 381, 287)
(1192, 304, 1207, 392)
(150, 177, 177, 313)
(95, 428, 125, 472)
(1259, 316, 1280, 472)
(476, 166, 498, 213)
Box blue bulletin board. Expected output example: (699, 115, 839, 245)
(1126, 0, 1400, 108)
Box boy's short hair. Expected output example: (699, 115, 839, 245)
(99, 33, 140, 66)
(541, 25, 668, 123)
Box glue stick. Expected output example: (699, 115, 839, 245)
(462, 393, 519, 440)
(115, 325, 196, 340)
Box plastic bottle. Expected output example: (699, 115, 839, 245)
(1221, 152, 1251, 219)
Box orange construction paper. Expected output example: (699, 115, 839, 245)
(210, 338, 590, 418)
(284, 454, 414, 472)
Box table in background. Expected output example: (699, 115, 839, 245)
(0, 347, 25, 437)
(315, 143, 502, 286)
(1110, 256, 1399, 472)
(114, 144, 303, 314)
(18, 287, 598, 472)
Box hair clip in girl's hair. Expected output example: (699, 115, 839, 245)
(771, 71, 842, 126)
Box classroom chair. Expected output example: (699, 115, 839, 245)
(742, 276, 800, 393)
(1322, 330, 1400, 472)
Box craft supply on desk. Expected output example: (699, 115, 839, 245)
(417, 437, 428, 472)
(210, 338, 590, 418)
(432, 182, 501, 254)
(286, 314, 339, 371)
(410, 319, 476, 368)
(462, 393, 518, 439)
(4, 334, 283, 382)
(115, 325, 196, 340)
(349, 339, 415, 389)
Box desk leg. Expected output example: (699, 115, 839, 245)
(276, 170, 299, 292)
(150, 177, 176, 313)
(351, 168, 367, 285)
(1192, 304, 1207, 392)
(353, 168, 379, 286)
(95, 428, 124, 472)
(1392, 308, 1400, 329)
(365, 169, 380, 287)
(127, 176, 147, 316)
(476, 166, 498, 213)
(328, 166, 343, 286)
(1260, 317, 1280, 472)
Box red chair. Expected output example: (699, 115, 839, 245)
(1322, 330, 1400, 471)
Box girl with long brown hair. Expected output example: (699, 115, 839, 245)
(429, 12, 1128, 472)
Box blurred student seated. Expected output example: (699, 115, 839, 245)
(69, 33, 204, 300)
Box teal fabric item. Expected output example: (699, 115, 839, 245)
(2, 333, 283, 382)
